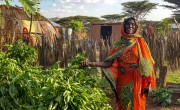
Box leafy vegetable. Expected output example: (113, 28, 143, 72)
(0, 41, 112, 110)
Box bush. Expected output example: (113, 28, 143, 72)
(150, 87, 172, 107)
(0, 41, 112, 110)
(68, 20, 83, 32)
(177, 99, 180, 104)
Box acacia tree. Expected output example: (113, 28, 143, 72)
(55, 16, 104, 27)
(162, 0, 180, 23)
(160, 0, 180, 28)
(121, 0, 157, 20)
(101, 14, 125, 22)
(163, 0, 180, 15)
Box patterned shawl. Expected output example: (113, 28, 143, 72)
(102, 25, 156, 102)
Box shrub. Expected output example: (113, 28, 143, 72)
(177, 99, 180, 104)
(150, 87, 172, 107)
(0, 41, 112, 110)
(68, 20, 83, 32)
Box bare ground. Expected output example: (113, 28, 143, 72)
(108, 93, 180, 110)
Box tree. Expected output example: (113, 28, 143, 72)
(55, 16, 104, 27)
(169, 15, 180, 23)
(68, 20, 83, 33)
(162, 0, 180, 27)
(101, 14, 125, 22)
(163, 0, 180, 15)
(121, 0, 157, 20)
(68, 20, 88, 39)
(154, 18, 171, 35)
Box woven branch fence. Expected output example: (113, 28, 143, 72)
(57, 30, 180, 72)
(0, 28, 179, 72)
(57, 30, 180, 88)
(143, 31, 180, 72)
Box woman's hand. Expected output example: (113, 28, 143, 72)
(81, 61, 113, 68)
(81, 60, 94, 67)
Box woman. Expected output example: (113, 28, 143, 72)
(81, 17, 156, 110)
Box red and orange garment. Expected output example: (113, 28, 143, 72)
(103, 26, 156, 110)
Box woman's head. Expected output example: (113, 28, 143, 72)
(123, 17, 138, 34)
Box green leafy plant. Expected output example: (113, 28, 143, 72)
(177, 99, 180, 104)
(154, 18, 171, 36)
(150, 87, 172, 107)
(7, 40, 37, 65)
(0, 41, 112, 110)
(68, 20, 83, 32)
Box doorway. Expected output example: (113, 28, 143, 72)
(101, 26, 112, 46)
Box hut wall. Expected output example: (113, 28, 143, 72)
(90, 23, 122, 42)
(90, 25, 101, 41)
(111, 23, 122, 42)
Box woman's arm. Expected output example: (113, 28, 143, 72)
(81, 61, 113, 68)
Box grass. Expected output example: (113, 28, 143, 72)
(166, 70, 180, 84)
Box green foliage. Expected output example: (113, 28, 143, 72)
(121, 0, 157, 20)
(168, 15, 180, 23)
(69, 53, 86, 66)
(163, 0, 180, 15)
(4, 0, 10, 8)
(68, 20, 83, 32)
(55, 15, 104, 27)
(154, 18, 171, 35)
(150, 87, 172, 107)
(0, 41, 112, 110)
(98, 77, 114, 96)
(101, 14, 125, 22)
(0, 41, 41, 110)
(7, 40, 37, 65)
(18, 0, 37, 16)
(177, 99, 180, 104)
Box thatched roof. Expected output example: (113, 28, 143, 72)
(0, 5, 47, 21)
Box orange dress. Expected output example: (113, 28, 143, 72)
(104, 27, 156, 110)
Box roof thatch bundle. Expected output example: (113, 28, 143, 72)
(0, 5, 60, 67)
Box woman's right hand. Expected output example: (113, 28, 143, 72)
(81, 61, 112, 68)
(81, 60, 94, 67)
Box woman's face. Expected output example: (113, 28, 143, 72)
(124, 19, 136, 34)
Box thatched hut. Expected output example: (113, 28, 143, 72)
(0, 5, 61, 67)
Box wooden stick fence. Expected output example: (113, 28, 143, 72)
(143, 31, 180, 72)
(0, 29, 179, 73)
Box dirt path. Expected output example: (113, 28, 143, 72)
(108, 93, 180, 110)
(146, 96, 180, 110)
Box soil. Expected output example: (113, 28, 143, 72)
(108, 93, 180, 110)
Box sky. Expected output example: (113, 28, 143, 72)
(0, 0, 174, 21)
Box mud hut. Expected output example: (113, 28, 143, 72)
(0, 5, 61, 67)
(90, 22, 122, 43)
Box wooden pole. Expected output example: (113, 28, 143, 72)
(28, 13, 33, 45)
